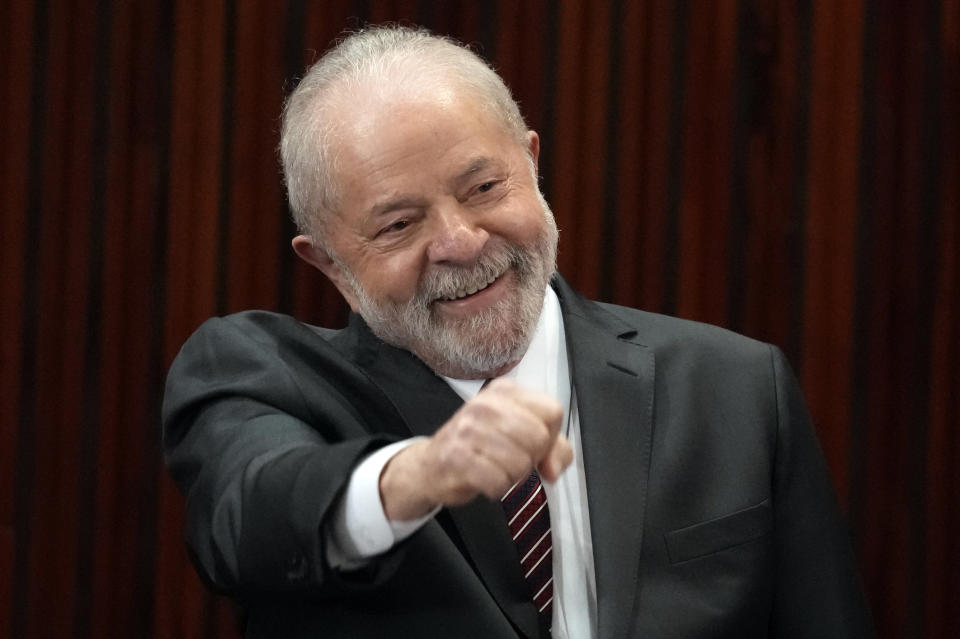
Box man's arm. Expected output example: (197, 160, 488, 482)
(162, 315, 402, 595)
(163, 316, 573, 595)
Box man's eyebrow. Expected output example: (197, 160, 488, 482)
(369, 195, 422, 217)
(454, 156, 500, 182)
(367, 158, 504, 216)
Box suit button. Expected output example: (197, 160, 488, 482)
(285, 554, 308, 581)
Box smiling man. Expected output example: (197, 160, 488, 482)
(163, 26, 874, 639)
(291, 85, 559, 381)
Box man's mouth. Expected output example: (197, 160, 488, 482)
(437, 270, 505, 302)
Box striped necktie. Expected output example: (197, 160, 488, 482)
(501, 470, 553, 630)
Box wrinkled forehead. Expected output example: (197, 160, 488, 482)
(323, 87, 524, 191)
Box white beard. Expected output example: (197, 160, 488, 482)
(340, 198, 558, 379)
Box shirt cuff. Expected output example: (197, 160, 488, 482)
(325, 437, 439, 569)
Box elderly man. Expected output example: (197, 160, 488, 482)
(163, 26, 873, 639)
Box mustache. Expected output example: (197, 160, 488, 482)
(414, 243, 528, 305)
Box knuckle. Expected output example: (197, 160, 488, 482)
(462, 398, 497, 422)
(547, 403, 563, 422)
(455, 416, 478, 438)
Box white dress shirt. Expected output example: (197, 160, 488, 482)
(326, 287, 597, 638)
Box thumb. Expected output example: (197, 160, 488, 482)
(537, 434, 574, 483)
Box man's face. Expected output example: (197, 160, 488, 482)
(296, 90, 558, 379)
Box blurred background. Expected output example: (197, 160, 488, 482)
(2, 1, 957, 637)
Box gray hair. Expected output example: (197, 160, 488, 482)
(279, 25, 530, 239)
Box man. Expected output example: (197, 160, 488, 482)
(163, 26, 874, 638)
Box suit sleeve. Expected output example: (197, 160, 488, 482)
(768, 345, 876, 637)
(161, 315, 404, 598)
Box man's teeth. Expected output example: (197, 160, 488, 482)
(442, 274, 498, 301)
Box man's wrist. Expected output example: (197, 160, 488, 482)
(326, 438, 434, 567)
(379, 439, 439, 522)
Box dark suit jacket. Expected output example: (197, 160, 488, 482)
(162, 276, 874, 638)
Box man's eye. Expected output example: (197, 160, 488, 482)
(382, 220, 409, 234)
(476, 181, 498, 194)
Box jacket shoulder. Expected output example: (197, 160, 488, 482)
(593, 301, 773, 361)
(199, 309, 340, 346)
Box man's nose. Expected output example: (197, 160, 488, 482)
(426, 203, 488, 264)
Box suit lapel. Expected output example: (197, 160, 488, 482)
(556, 278, 655, 639)
(351, 319, 542, 639)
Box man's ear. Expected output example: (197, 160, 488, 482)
(291, 235, 360, 311)
(526, 130, 541, 174)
